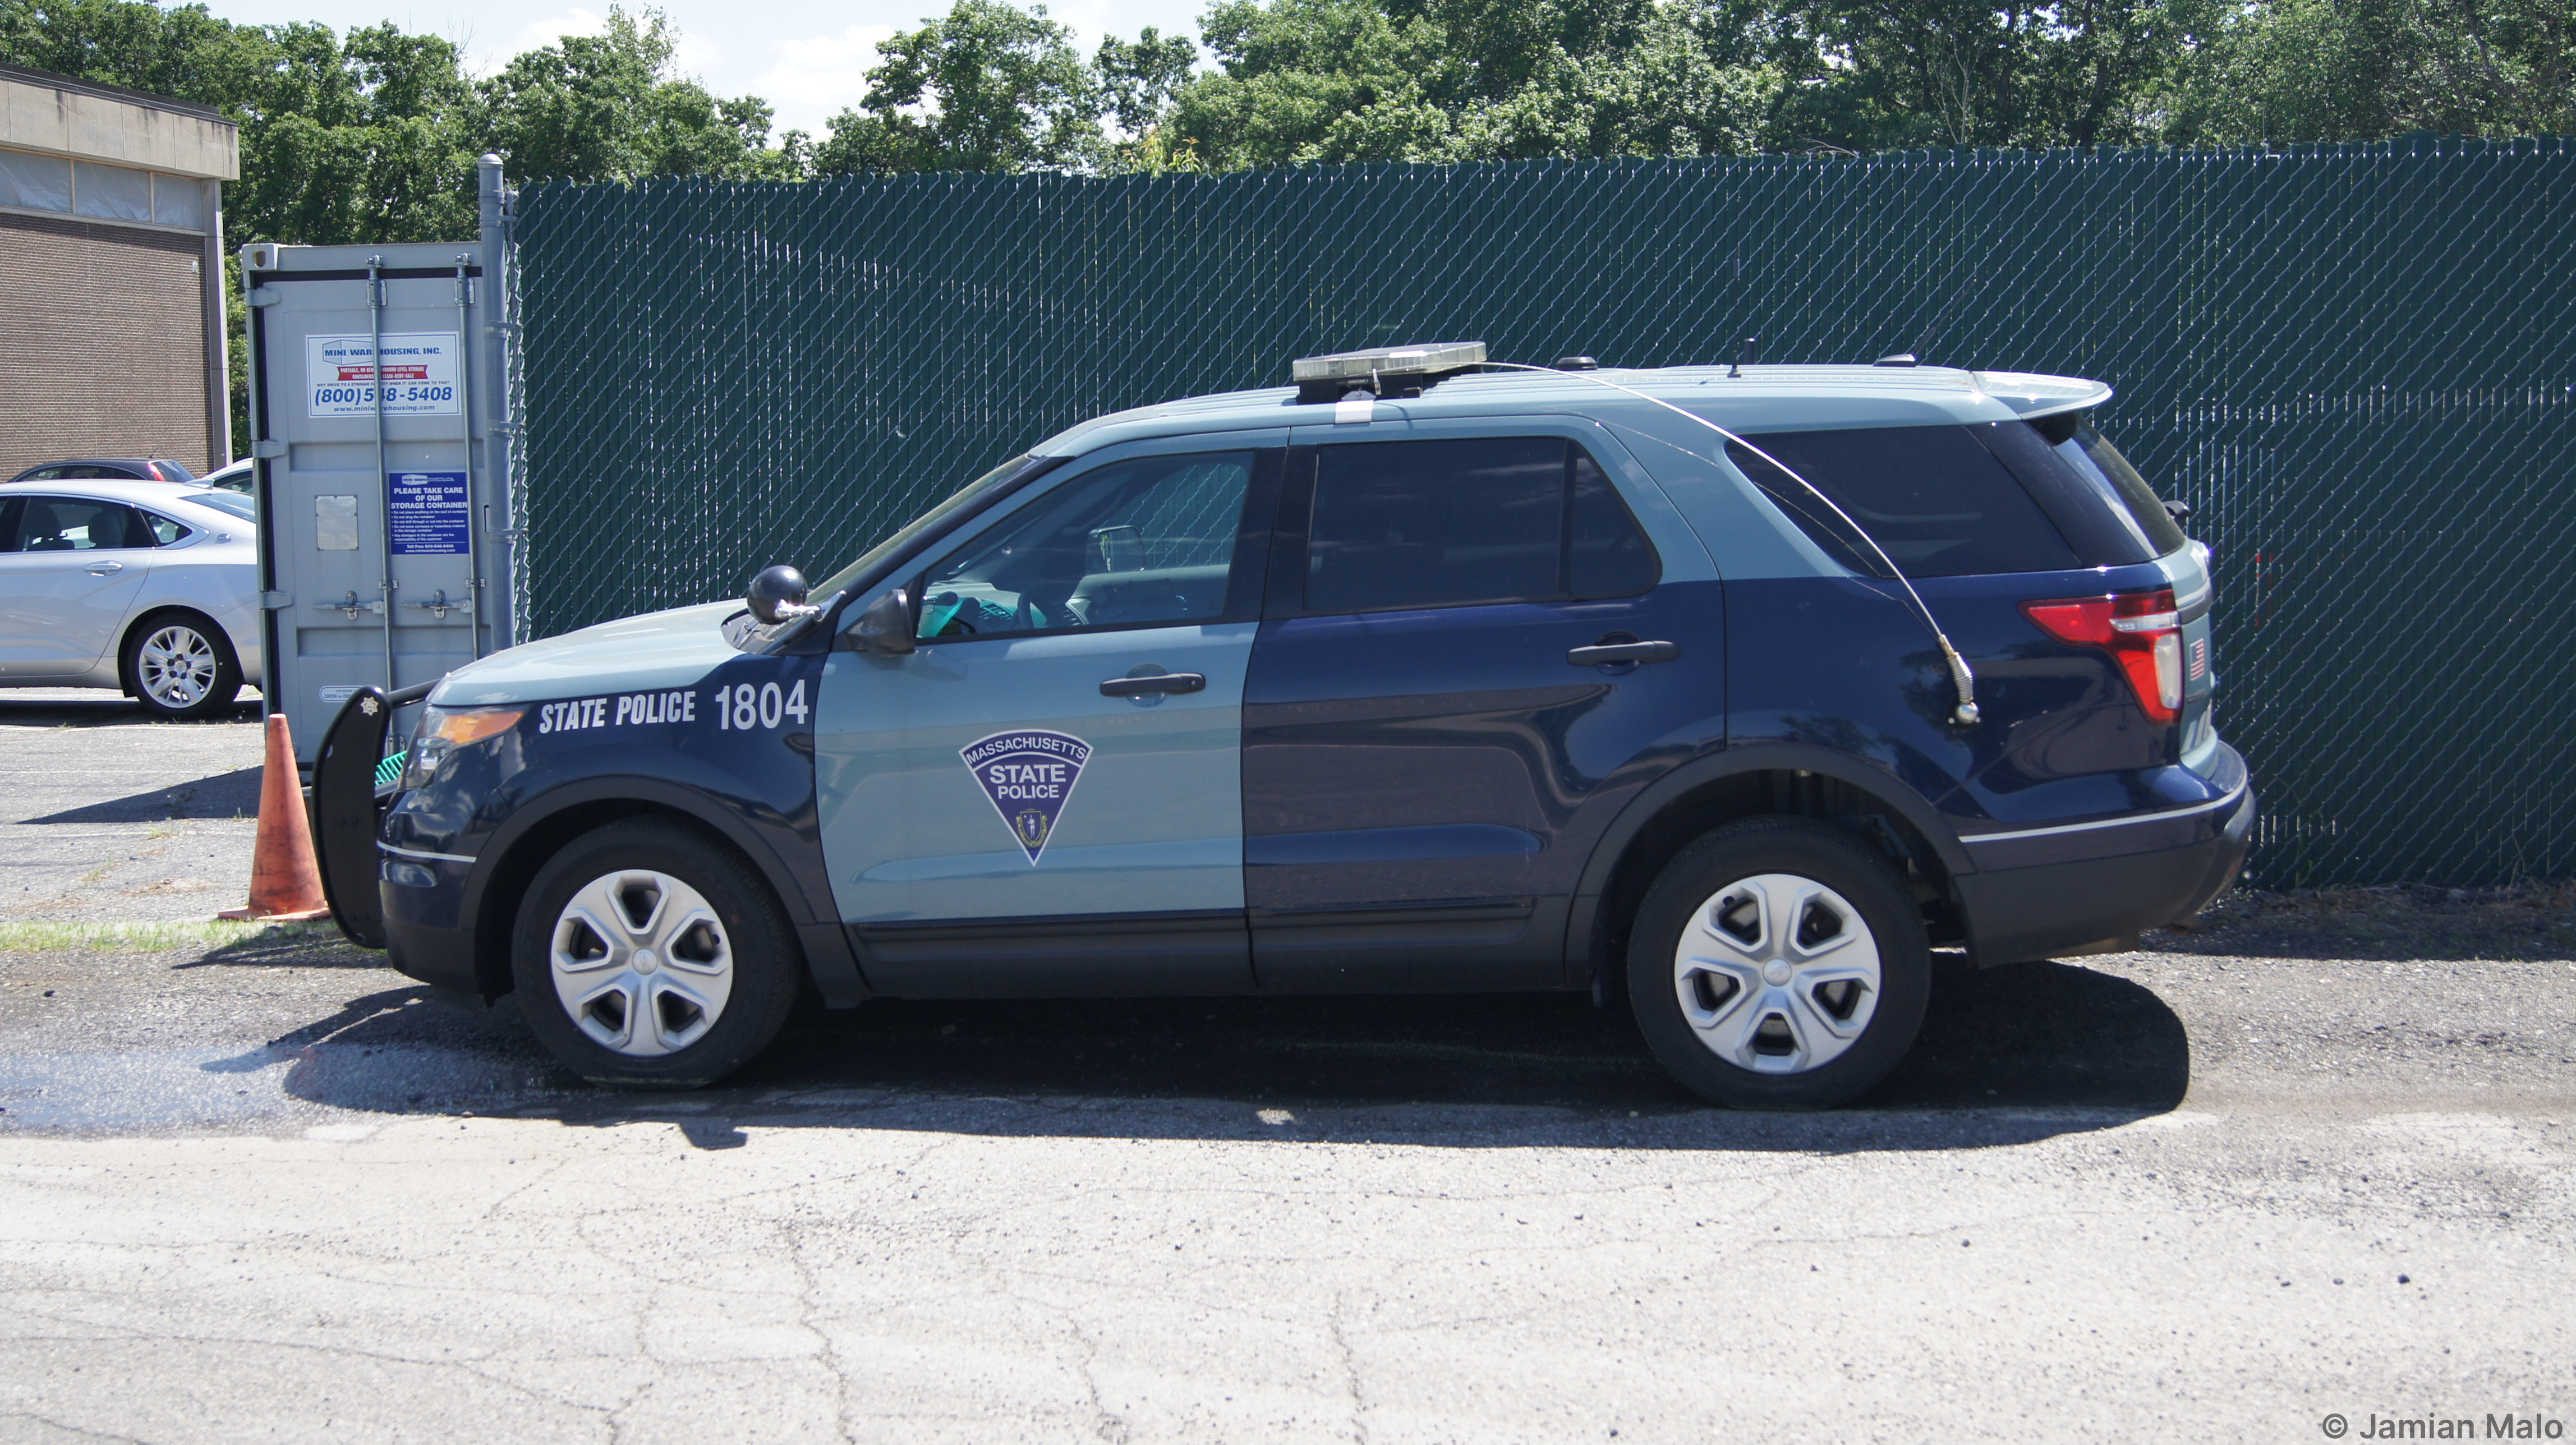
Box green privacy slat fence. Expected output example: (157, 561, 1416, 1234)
(513, 138, 2576, 888)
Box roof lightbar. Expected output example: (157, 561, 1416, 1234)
(1292, 342, 1487, 404)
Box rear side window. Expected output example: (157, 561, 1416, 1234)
(1301, 437, 1659, 614)
(1727, 427, 2081, 578)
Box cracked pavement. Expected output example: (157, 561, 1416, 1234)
(0, 704, 2570, 1440)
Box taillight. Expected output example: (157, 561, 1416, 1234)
(2021, 587, 2183, 724)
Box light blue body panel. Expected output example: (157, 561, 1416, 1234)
(816, 621, 1255, 922)
(427, 600, 741, 706)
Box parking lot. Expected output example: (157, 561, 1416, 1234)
(2, 701, 2572, 1442)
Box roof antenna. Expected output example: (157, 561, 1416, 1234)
(1480, 357, 1980, 726)
(1728, 335, 1758, 379)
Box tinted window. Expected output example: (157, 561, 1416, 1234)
(1303, 438, 1658, 614)
(919, 451, 1253, 639)
(1571, 449, 1657, 597)
(1726, 426, 2080, 578)
(2072, 423, 2189, 555)
(9, 498, 148, 551)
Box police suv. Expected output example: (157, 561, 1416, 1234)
(314, 344, 2251, 1108)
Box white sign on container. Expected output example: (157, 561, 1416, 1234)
(307, 332, 462, 417)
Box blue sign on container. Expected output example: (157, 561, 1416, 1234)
(388, 471, 470, 556)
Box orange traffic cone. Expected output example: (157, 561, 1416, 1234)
(219, 713, 332, 922)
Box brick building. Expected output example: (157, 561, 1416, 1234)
(0, 63, 238, 477)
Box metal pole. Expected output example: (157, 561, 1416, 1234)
(369, 254, 395, 691)
(477, 154, 520, 647)
(453, 254, 484, 658)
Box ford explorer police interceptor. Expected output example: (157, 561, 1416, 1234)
(309, 344, 2251, 1108)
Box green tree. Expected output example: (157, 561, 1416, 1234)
(1166, 0, 1781, 165)
(2175, 0, 2575, 143)
(815, 0, 1102, 173)
(479, 7, 805, 182)
(1096, 25, 1199, 169)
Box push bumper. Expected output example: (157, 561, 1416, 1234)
(1953, 748, 2255, 965)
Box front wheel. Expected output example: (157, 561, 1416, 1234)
(511, 821, 802, 1088)
(125, 611, 241, 720)
(1628, 817, 1931, 1108)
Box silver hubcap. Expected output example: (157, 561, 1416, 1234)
(137, 625, 217, 708)
(1673, 872, 1883, 1075)
(550, 870, 734, 1056)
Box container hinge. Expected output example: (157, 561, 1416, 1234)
(259, 590, 294, 610)
(252, 439, 286, 459)
(247, 287, 282, 307)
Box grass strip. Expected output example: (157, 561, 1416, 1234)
(0, 919, 342, 953)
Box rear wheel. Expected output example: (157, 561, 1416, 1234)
(124, 611, 241, 720)
(1628, 817, 1930, 1108)
(511, 821, 802, 1088)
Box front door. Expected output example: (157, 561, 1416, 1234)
(816, 442, 1280, 996)
(0, 495, 153, 677)
(1243, 428, 1724, 991)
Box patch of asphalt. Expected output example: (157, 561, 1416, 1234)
(0, 690, 266, 923)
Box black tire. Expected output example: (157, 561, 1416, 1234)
(123, 609, 242, 720)
(1627, 817, 1930, 1109)
(510, 821, 803, 1088)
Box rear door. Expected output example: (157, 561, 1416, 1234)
(815, 439, 1283, 996)
(1244, 422, 1725, 991)
(0, 495, 153, 677)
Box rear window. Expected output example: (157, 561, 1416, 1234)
(187, 490, 257, 523)
(1980, 418, 2188, 563)
(1726, 426, 2081, 578)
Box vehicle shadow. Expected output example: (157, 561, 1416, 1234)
(0, 694, 261, 729)
(218, 956, 2191, 1153)
(24, 765, 262, 824)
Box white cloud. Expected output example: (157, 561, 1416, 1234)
(757, 24, 898, 135)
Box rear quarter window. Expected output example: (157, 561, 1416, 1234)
(1726, 426, 2082, 578)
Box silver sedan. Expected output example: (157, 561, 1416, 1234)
(0, 477, 262, 719)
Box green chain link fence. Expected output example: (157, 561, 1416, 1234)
(513, 139, 2576, 889)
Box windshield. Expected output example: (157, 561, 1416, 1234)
(812, 454, 1043, 600)
(186, 490, 257, 522)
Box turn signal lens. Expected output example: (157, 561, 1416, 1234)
(2020, 587, 2183, 724)
(424, 707, 525, 746)
(402, 706, 525, 789)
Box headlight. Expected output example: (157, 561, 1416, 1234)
(402, 706, 524, 789)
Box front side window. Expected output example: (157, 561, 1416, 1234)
(917, 451, 1254, 641)
(9, 498, 149, 551)
(1301, 437, 1658, 614)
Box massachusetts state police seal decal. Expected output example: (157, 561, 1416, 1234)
(960, 729, 1092, 863)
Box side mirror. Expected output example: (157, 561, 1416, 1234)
(850, 587, 916, 655)
(746, 564, 815, 625)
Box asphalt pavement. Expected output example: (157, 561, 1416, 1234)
(0, 702, 2569, 1442)
(0, 689, 265, 923)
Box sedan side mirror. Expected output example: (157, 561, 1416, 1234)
(747, 564, 816, 625)
(849, 587, 916, 655)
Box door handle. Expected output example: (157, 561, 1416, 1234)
(1100, 672, 1207, 697)
(1567, 639, 1677, 666)
(85, 560, 125, 577)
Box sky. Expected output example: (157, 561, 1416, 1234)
(192, 0, 1213, 137)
